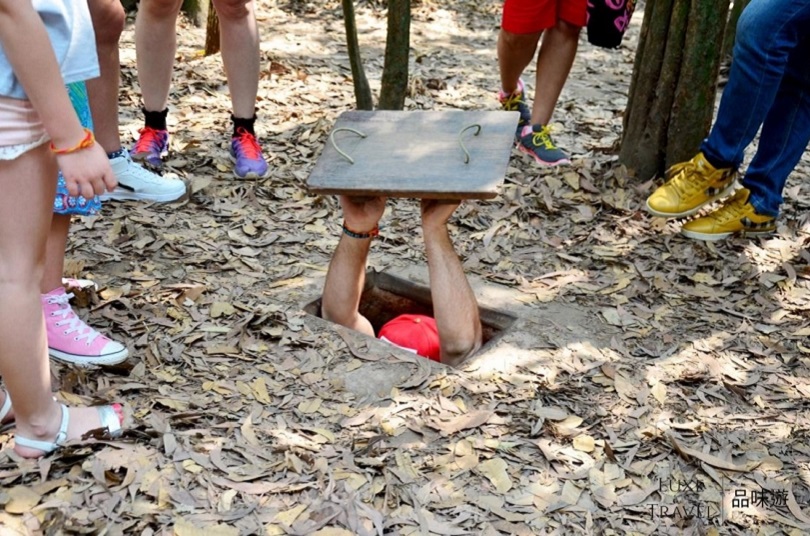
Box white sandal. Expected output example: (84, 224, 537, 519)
(0, 392, 62, 430)
(0, 390, 12, 428)
(14, 403, 123, 455)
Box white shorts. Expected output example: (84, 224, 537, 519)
(0, 96, 49, 161)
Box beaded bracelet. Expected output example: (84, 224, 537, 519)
(342, 221, 379, 239)
(50, 128, 95, 155)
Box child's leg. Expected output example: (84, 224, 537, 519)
(41, 83, 128, 367)
(532, 19, 581, 127)
(0, 144, 62, 449)
(0, 147, 58, 424)
(135, 0, 183, 114)
(498, 0, 544, 94)
(0, 145, 123, 457)
(41, 206, 128, 367)
(212, 0, 260, 120)
(41, 213, 70, 293)
(86, 0, 126, 155)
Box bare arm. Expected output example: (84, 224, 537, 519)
(0, 1, 115, 199)
(422, 200, 482, 366)
(321, 196, 386, 337)
(0, 1, 84, 146)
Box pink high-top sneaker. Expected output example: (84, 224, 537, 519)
(42, 287, 129, 367)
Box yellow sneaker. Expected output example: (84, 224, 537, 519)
(681, 188, 776, 241)
(646, 152, 738, 218)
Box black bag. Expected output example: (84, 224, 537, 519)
(586, 0, 636, 49)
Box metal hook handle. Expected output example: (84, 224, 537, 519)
(458, 123, 482, 164)
(330, 127, 367, 164)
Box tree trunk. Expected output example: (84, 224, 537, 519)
(723, 0, 751, 57)
(378, 0, 410, 110)
(620, 0, 730, 180)
(204, 1, 220, 56)
(181, 0, 207, 27)
(341, 0, 373, 110)
(665, 0, 730, 169)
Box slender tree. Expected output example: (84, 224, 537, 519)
(342, 0, 373, 110)
(378, 0, 411, 110)
(722, 0, 751, 57)
(204, 1, 220, 56)
(181, 0, 207, 27)
(341, 0, 411, 111)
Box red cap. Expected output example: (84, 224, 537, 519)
(379, 314, 441, 362)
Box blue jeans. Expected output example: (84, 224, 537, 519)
(700, 0, 810, 217)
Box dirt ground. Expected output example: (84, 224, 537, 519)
(2, 1, 810, 534)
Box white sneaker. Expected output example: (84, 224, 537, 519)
(101, 150, 187, 203)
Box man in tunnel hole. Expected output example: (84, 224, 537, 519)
(321, 196, 483, 367)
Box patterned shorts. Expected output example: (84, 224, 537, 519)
(54, 82, 101, 216)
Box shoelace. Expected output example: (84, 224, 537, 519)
(713, 191, 749, 223)
(133, 127, 166, 154)
(501, 92, 526, 112)
(531, 126, 558, 151)
(48, 292, 101, 345)
(233, 128, 263, 159)
(664, 160, 692, 180)
(664, 160, 709, 197)
(126, 157, 166, 184)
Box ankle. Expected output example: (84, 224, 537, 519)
(107, 148, 126, 160)
(143, 108, 168, 131)
(521, 124, 538, 137)
(503, 78, 524, 95)
(700, 151, 732, 171)
(41, 287, 68, 309)
(41, 286, 64, 298)
(15, 402, 61, 440)
(232, 114, 257, 137)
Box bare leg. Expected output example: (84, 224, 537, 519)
(39, 210, 128, 368)
(497, 29, 541, 95)
(532, 20, 580, 126)
(86, 0, 126, 153)
(41, 213, 70, 293)
(0, 145, 55, 451)
(135, 0, 183, 113)
(0, 148, 123, 458)
(212, 0, 260, 119)
(88, 0, 183, 201)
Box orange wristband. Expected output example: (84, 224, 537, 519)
(50, 128, 95, 155)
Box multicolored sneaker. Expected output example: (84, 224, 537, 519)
(101, 150, 187, 203)
(499, 79, 532, 139)
(42, 287, 129, 367)
(230, 128, 270, 179)
(131, 127, 169, 169)
(646, 152, 738, 218)
(517, 124, 570, 166)
(680, 188, 776, 241)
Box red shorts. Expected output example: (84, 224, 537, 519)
(501, 0, 588, 34)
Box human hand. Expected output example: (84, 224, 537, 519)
(420, 199, 461, 233)
(56, 144, 116, 200)
(340, 195, 387, 233)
